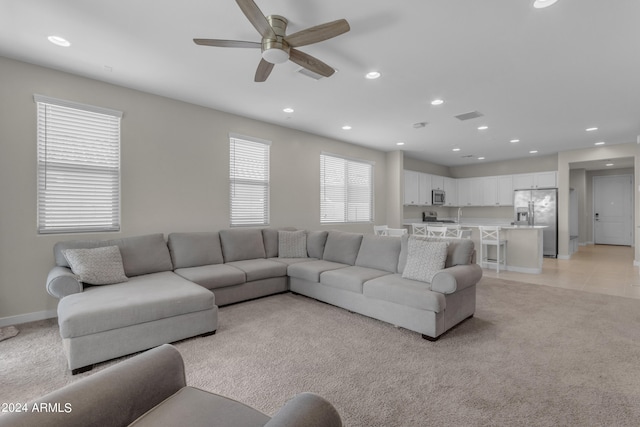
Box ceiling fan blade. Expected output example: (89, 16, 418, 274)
(193, 39, 261, 48)
(285, 19, 350, 48)
(236, 0, 276, 39)
(255, 59, 275, 82)
(289, 49, 335, 78)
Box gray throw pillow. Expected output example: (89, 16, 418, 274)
(401, 237, 448, 284)
(62, 246, 128, 285)
(278, 230, 307, 258)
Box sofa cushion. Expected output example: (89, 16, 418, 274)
(54, 234, 173, 277)
(58, 272, 214, 338)
(426, 237, 475, 268)
(225, 259, 288, 282)
(269, 257, 318, 266)
(287, 260, 348, 283)
(219, 229, 266, 262)
(320, 266, 391, 294)
(62, 246, 128, 285)
(278, 230, 307, 258)
(129, 386, 270, 427)
(322, 232, 363, 265)
(402, 238, 448, 283)
(363, 274, 446, 313)
(167, 232, 223, 268)
(174, 264, 246, 290)
(355, 234, 401, 273)
(306, 231, 328, 259)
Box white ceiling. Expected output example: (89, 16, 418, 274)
(2, 0, 640, 167)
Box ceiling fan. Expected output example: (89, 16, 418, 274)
(194, 0, 350, 82)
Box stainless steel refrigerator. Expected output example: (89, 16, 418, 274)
(514, 188, 558, 258)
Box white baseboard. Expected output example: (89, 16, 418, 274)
(634, 260, 640, 267)
(0, 310, 57, 328)
(557, 255, 571, 260)
(506, 265, 542, 274)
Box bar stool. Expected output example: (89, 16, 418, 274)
(373, 225, 389, 236)
(426, 225, 447, 237)
(445, 224, 460, 238)
(387, 228, 408, 236)
(479, 226, 507, 272)
(411, 223, 427, 236)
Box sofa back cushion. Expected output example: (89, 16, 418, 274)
(219, 228, 266, 262)
(355, 234, 401, 273)
(167, 232, 224, 269)
(397, 235, 474, 272)
(54, 233, 173, 277)
(322, 231, 363, 266)
(307, 230, 328, 259)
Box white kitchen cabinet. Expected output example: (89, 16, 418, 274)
(497, 175, 513, 206)
(458, 178, 483, 206)
(419, 173, 432, 205)
(482, 176, 498, 206)
(513, 171, 557, 189)
(404, 170, 431, 205)
(404, 170, 420, 205)
(430, 175, 444, 191)
(443, 177, 457, 206)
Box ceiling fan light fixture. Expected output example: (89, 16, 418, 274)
(262, 47, 290, 64)
(533, 0, 558, 8)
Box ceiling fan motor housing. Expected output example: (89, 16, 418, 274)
(262, 15, 290, 64)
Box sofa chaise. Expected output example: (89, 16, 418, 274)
(46, 228, 482, 374)
(0, 344, 342, 427)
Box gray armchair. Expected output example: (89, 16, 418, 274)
(0, 344, 342, 427)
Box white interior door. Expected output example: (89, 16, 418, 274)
(593, 175, 633, 245)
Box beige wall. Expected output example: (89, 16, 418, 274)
(449, 154, 558, 178)
(0, 57, 389, 322)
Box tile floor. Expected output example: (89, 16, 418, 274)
(482, 244, 640, 300)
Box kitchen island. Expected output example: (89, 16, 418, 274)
(402, 219, 546, 274)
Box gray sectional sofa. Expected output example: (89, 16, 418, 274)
(47, 228, 482, 374)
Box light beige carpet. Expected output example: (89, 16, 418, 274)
(2, 278, 640, 426)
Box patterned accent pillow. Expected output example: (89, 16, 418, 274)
(278, 230, 308, 258)
(401, 237, 448, 283)
(62, 246, 128, 285)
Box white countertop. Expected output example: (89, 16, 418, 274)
(403, 218, 546, 230)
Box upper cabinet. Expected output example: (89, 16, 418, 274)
(443, 177, 457, 206)
(512, 171, 557, 189)
(403, 170, 431, 205)
(430, 175, 444, 191)
(457, 178, 483, 206)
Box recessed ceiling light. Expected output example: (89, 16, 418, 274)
(452, 148, 461, 152)
(365, 71, 381, 80)
(477, 157, 485, 160)
(529, 150, 538, 154)
(606, 163, 614, 167)
(48, 35, 71, 47)
(533, 0, 558, 9)
(586, 127, 598, 132)
(510, 139, 520, 143)
(283, 107, 294, 113)
(477, 125, 489, 131)
(396, 142, 405, 146)
(594, 141, 605, 146)
(342, 125, 352, 130)
(431, 99, 444, 106)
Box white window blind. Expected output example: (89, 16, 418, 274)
(35, 95, 122, 234)
(320, 153, 373, 223)
(229, 134, 270, 226)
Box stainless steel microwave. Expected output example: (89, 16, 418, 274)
(432, 189, 445, 205)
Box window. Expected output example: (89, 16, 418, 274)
(320, 153, 373, 223)
(35, 95, 122, 234)
(229, 134, 270, 226)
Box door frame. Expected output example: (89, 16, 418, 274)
(592, 174, 633, 246)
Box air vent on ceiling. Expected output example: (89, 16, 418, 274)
(460, 155, 475, 158)
(296, 67, 324, 80)
(413, 122, 428, 129)
(455, 111, 484, 121)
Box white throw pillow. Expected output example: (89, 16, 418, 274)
(278, 230, 307, 258)
(63, 246, 128, 285)
(402, 237, 448, 283)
